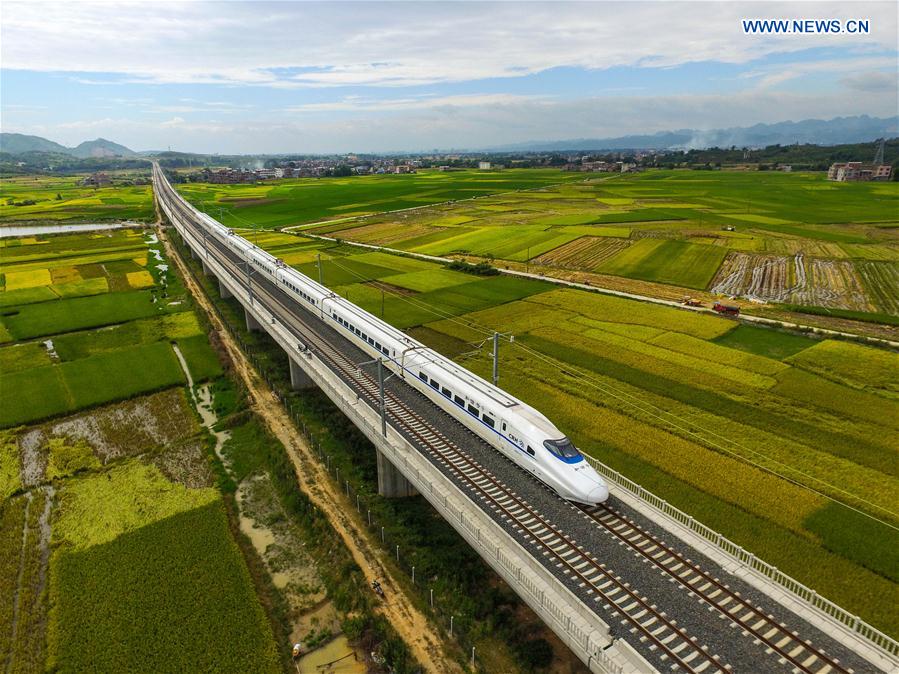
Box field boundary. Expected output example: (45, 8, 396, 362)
(583, 454, 899, 669)
(298, 233, 899, 349)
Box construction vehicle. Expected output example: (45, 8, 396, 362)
(681, 296, 703, 307)
(712, 302, 740, 316)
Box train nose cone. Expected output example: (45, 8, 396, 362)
(587, 484, 609, 504)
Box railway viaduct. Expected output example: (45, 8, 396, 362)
(153, 164, 897, 674)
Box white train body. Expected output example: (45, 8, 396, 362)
(156, 168, 609, 504)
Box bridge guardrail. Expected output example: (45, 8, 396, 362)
(161, 199, 628, 674)
(583, 455, 899, 661)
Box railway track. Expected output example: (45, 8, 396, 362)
(156, 171, 871, 674)
(579, 503, 853, 674)
(159, 183, 731, 674)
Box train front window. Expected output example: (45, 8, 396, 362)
(543, 437, 580, 459)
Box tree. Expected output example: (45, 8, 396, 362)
(55, 193, 63, 200)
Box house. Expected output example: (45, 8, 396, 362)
(828, 162, 892, 182)
(478, 161, 491, 170)
(81, 172, 111, 187)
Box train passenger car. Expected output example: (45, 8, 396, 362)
(155, 167, 608, 505)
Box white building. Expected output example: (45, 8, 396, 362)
(478, 161, 491, 170)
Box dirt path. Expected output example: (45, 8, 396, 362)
(157, 223, 461, 674)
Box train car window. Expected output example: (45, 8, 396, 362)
(419, 372, 428, 382)
(483, 416, 495, 428)
(454, 395, 465, 407)
(374, 342, 382, 351)
(382, 346, 389, 356)
(441, 386, 451, 398)
(429, 378, 439, 390)
(501, 422, 507, 431)
(368, 337, 375, 346)
(467, 404, 479, 416)
(526, 446, 536, 457)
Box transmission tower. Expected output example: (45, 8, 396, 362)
(873, 138, 885, 165)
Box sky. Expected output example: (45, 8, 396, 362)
(1, 1, 897, 154)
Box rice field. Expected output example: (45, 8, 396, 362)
(193, 169, 895, 317)
(0, 173, 155, 222)
(371, 273, 899, 636)
(711, 252, 899, 315)
(0, 228, 220, 426)
(533, 236, 632, 269)
(2, 213, 279, 671)
(175, 168, 582, 229)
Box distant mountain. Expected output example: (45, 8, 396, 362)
(70, 138, 136, 158)
(489, 115, 899, 152)
(0, 133, 71, 155)
(0, 133, 136, 157)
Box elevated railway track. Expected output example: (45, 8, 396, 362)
(154, 164, 894, 674)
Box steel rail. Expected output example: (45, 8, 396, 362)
(579, 503, 853, 674)
(157, 177, 729, 674)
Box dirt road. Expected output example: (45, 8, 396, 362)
(158, 223, 461, 674)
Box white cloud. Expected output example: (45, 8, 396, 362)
(840, 71, 897, 92)
(742, 55, 897, 89)
(1, 1, 895, 87)
(7, 87, 896, 154)
(284, 93, 547, 113)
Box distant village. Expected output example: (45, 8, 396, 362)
(183, 154, 651, 184)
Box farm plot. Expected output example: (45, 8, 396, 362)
(533, 236, 632, 269)
(47, 463, 279, 673)
(331, 220, 442, 245)
(0, 175, 155, 223)
(711, 253, 871, 310)
(0, 341, 187, 428)
(786, 340, 899, 396)
(857, 261, 899, 315)
(597, 238, 727, 289)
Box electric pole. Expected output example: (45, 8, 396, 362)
(378, 358, 386, 436)
(492, 332, 499, 386)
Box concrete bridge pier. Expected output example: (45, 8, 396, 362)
(289, 357, 316, 390)
(201, 259, 214, 276)
(245, 307, 263, 333)
(190, 246, 200, 260)
(376, 449, 418, 498)
(218, 279, 233, 299)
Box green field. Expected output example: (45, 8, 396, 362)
(240, 228, 899, 636)
(1, 213, 280, 672)
(0, 228, 220, 426)
(205, 169, 898, 317)
(0, 173, 155, 222)
(175, 168, 582, 229)
(596, 238, 728, 289)
(47, 461, 279, 673)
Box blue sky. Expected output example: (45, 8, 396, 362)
(1, 1, 896, 153)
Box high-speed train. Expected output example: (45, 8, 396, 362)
(154, 166, 609, 505)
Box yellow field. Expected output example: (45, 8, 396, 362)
(4, 268, 52, 290)
(126, 270, 155, 289)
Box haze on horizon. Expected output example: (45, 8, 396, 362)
(1, 0, 897, 154)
